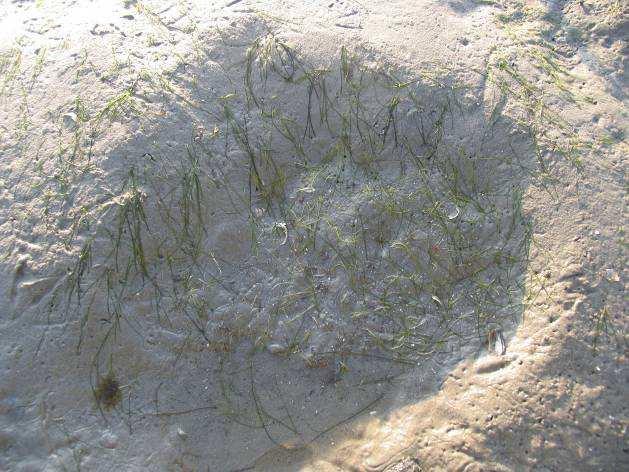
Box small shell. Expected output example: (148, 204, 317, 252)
(447, 205, 460, 220)
(62, 112, 77, 129)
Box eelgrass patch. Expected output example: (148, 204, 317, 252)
(51, 34, 536, 444)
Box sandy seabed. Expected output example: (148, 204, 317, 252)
(0, 1, 627, 471)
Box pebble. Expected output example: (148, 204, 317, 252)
(100, 432, 118, 449)
(267, 343, 287, 355)
(604, 269, 620, 282)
